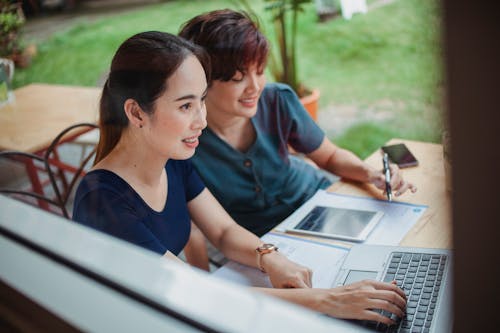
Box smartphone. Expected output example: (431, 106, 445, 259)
(381, 143, 419, 168)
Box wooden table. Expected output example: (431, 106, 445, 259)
(0, 83, 101, 153)
(328, 138, 452, 249)
(0, 83, 101, 209)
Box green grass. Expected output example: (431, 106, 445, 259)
(333, 122, 399, 159)
(14, 0, 443, 157)
(14, 0, 239, 87)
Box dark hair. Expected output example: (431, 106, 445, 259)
(95, 31, 210, 164)
(179, 9, 269, 81)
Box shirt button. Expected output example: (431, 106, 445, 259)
(244, 159, 252, 167)
(255, 186, 261, 193)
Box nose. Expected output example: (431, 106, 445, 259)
(192, 101, 207, 130)
(245, 72, 261, 94)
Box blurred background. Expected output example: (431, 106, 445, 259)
(3, 0, 443, 158)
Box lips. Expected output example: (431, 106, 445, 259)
(182, 137, 198, 143)
(182, 134, 201, 148)
(240, 96, 258, 106)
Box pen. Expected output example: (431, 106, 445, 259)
(383, 153, 393, 201)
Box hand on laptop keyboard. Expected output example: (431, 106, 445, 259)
(316, 279, 407, 326)
(371, 252, 449, 333)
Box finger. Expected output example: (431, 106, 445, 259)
(361, 309, 396, 326)
(289, 277, 310, 289)
(369, 298, 406, 318)
(389, 164, 400, 180)
(369, 281, 407, 300)
(354, 282, 406, 309)
(388, 167, 402, 187)
(364, 289, 407, 311)
(372, 173, 386, 190)
(387, 282, 407, 299)
(394, 180, 410, 196)
(305, 269, 313, 288)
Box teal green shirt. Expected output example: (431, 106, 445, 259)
(192, 83, 333, 236)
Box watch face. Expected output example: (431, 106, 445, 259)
(258, 243, 276, 252)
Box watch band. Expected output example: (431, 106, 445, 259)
(255, 243, 278, 273)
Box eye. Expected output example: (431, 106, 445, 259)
(180, 103, 192, 111)
(231, 71, 244, 82)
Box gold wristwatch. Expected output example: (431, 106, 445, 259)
(255, 243, 278, 273)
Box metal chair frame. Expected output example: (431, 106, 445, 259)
(1, 123, 98, 219)
(0, 150, 62, 210)
(44, 122, 98, 218)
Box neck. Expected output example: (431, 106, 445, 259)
(206, 106, 256, 152)
(206, 105, 249, 138)
(95, 128, 166, 186)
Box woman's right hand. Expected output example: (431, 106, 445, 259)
(262, 251, 313, 288)
(315, 280, 407, 325)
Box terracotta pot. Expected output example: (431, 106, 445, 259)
(299, 89, 320, 121)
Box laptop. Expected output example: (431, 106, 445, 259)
(332, 244, 453, 333)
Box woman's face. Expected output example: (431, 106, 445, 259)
(206, 62, 266, 118)
(143, 55, 208, 160)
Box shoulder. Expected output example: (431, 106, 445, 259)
(167, 159, 205, 200)
(73, 169, 140, 222)
(73, 169, 136, 210)
(257, 83, 303, 122)
(259, 83, 302, 112)
(76, 169, 127, 197)
(261, 82, 298, 101)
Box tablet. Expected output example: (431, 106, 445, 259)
(285, 206, 383, 242)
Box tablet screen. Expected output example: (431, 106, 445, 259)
(293, 206, 380, 239)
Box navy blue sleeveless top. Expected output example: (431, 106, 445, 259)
(72, 159, 205, 255)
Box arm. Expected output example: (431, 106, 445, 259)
(187, 188, 312, 288)
(273, 86, 415, 196)
(256, 280, 407, 325)
(183, 222, 210, 271)
(307, 138, 417, 196)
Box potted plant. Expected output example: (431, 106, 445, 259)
(240, 0, 320, 120)
(0, 0, 34, 68)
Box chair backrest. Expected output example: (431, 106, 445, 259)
(1, 123, 99, 219)
(0, 150, 62, 212)
(44, 122, 99, 219)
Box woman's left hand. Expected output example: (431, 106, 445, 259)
(370, 163, 417, 197)
(261, 252, 313, 288)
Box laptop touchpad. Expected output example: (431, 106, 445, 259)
(343, 270, 378, 285)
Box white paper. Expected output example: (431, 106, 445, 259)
(275, 190, 427, 246)
(212, 232, 349, 288)
(212, 191, 426, 289)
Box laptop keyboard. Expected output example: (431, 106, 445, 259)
(367, 251, 448, 333)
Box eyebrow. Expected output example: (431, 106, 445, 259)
(174, 94, 195, 102)
(174, 88, 208, 102)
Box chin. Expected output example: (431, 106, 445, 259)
(239, 106, 258, 117)
(174, 150, 196, 161)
